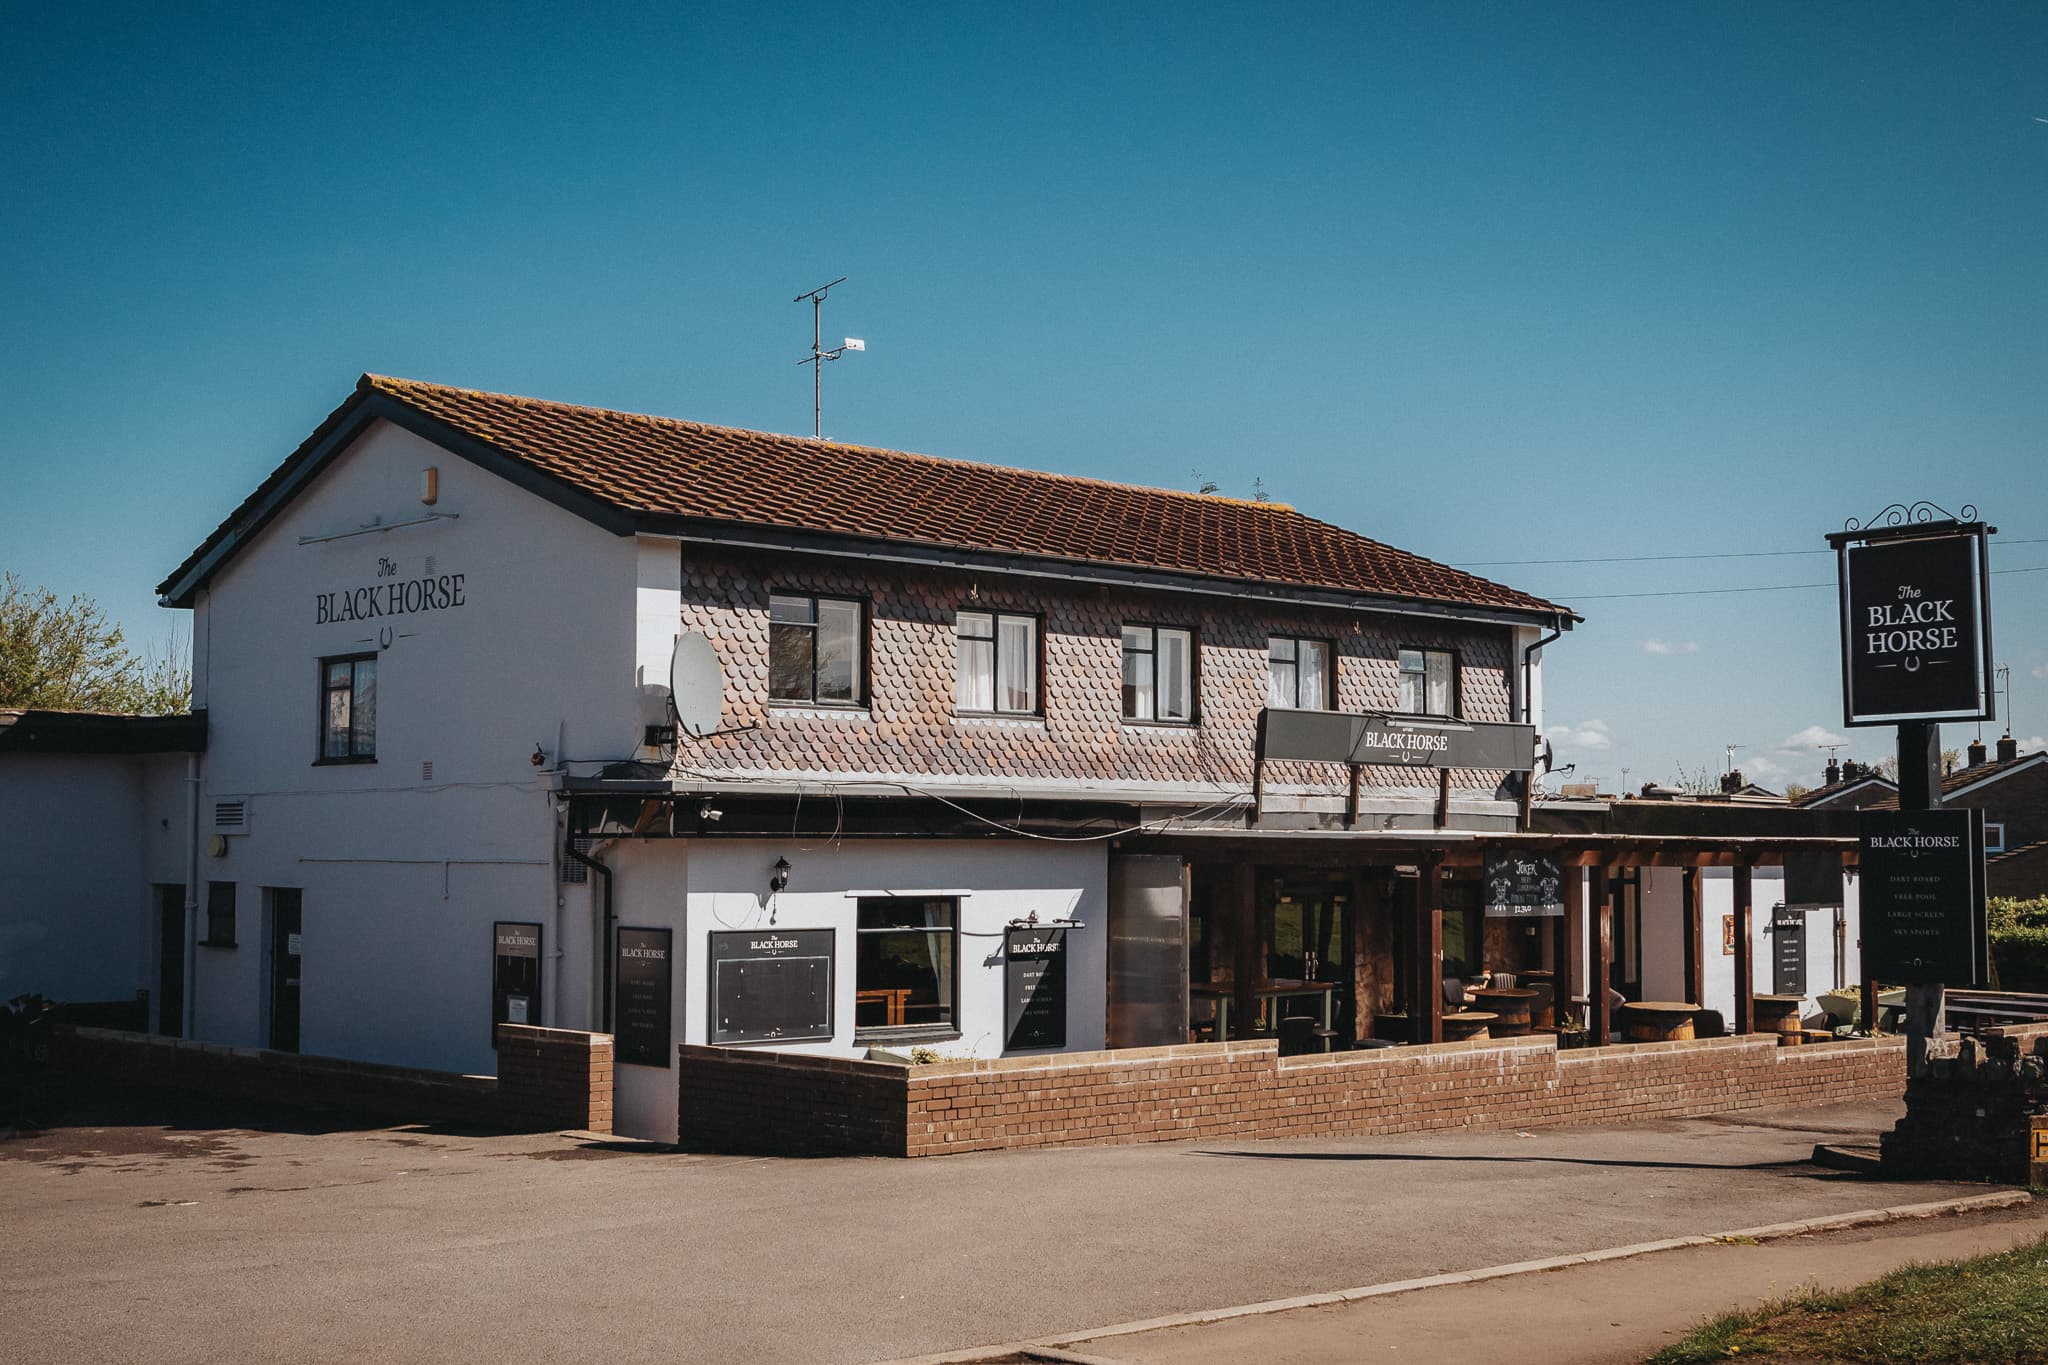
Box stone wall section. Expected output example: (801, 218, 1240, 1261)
(674, 549, 1518, 797)
(1882, 1023, 2048, 1184)
(677, 1034, 1904, 1158)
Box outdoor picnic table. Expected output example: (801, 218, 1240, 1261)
(1190, 979, 1338, 1043)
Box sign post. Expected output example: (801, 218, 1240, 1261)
(1829, 503, 1995, 1074)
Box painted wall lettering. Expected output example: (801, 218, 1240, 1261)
(316, 573, 466, 625)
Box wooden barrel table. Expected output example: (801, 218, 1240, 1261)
(1467, 988, 1537, 1037)
(1443, 1011, 1496, 1042)
(1617, 1000, 1698, 1043)
(1753, 994, 1805, 1045)
(1524, 981, 1556, 1030)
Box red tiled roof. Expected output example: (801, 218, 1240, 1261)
(162, 375, 1573, 620)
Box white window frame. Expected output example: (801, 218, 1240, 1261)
(1268, 635, 1334, 711)
(1122, 624, 1195, 723)
(956, 610, 1039, 715)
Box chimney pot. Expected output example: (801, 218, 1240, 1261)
(1996, 733, 2019, 763)
(1825, 758, 1841, 785)
(1968, 739, 1988, 768)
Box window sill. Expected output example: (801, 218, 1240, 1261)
(198, 939, 237, 949)
(952, 712, 1046, 727)
(856, 1025, 961, 1046)
(312, 756, 377, 766)
(1120, 718, 1199, 730)
(766, 703, 872, 720)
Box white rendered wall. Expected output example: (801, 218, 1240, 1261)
(1636, 867, 1687, 1002)
(185, 418, 640, 1074)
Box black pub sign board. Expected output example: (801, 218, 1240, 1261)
(710, 928, 834, 1045)
(1836, 526, 1993, 726)
(492, 921, 542, 1032)
(1772, 910, 1807, 996)
(1483, 852, 1565, 918)
(1262, 709, 1535, 772)
(1857, 809, 1987, 985)
(1004, 926, 1068, 1051)
(614, 927, 673, 1067)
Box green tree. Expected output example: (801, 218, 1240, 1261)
(0, 573, 189, 713)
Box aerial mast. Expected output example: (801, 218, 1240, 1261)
(793, 277, 864, 439)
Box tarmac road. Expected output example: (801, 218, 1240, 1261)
(0, 1096, 1997, 1364)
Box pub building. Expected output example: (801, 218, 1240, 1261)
(6, 376, 1865, 1143)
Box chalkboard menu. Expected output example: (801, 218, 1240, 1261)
(1771, 910, 1807, 996)
(1482, 852, 1564, 918)
(710, 928, 834, 1045)
(493, 921, 542, 1034)
(615, 927, 673, 1067)
(1858, 809, 1987, 985)
(1004, 926, 1068, 1051)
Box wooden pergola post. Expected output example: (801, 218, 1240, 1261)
(1561, 862, 1584, 1033)
(1682, 864, 1703, 1008)
(1232, 862, 1259, 1039)
(1413, 855, 1446, 1044)
(1733, 862, 1755, 1035)
(1591, 864, 1614, 1045)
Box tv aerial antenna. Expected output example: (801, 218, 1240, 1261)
(794, 276, 864, 439)
(1723, 743, 1744, 777)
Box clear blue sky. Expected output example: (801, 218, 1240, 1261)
(4, 2, 2044, 788)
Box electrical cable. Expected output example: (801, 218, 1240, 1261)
(1558, 564, 2047, 602)
(1456, 536, 2047, 569)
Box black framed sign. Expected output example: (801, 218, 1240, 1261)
(492, 921, 542, 1033)
(1857, 809, 1987, 985)
(710, 928, 834, 1045)
(1836, 525, 1993, 726)
(1771, 909, 1807, 996)
(1782, 853, 1845, 911)
(1262, 709, 1535, 771)
(1482, 852, 1565, 918)
(615, 927, 674, 1067)
(1003, 926, 1068, 1051)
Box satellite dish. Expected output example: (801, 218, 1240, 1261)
(668, 632, 726, 738)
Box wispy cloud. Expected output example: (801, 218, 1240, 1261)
(1643, 639, 1701, 656)
(1781, 724, 1849, 751)
(2033, 664, 2048, 680)
(1550, 719, 1613, 752)
(2016, 736, 2046, 755)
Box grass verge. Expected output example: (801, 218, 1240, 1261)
(1648, 1232, 2048, 1363)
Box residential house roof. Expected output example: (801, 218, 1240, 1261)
(158, 375, 1577, 626)
(1865, 750, 2047, 811)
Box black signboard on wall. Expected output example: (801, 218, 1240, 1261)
(1782, 853, 1845, 910)
(710, 928, 834, 1045)
(1771, 910, 1807, 996)
(1482, 852, 1565, 918)
(1262, 709, 1535, 771)
(1004, 926, 1069, 1051)
(1836, 527, 1993, 726)
(493, 921, 542, 1033)
(1858, 809, 1987, 985)
(615, 927, 673, 1067)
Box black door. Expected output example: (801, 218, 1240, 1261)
(155, 884, 184, 1037)
(269, 890, 302, 1053)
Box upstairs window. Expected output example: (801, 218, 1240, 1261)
(1398, 647, 1456, 717)
(1123, 625, 1194, 723)
(1268, 636, 1334, 710)
(769, 594, 864, 704)
(956, 611, 1038, 714)
(320, 655, 377, 762)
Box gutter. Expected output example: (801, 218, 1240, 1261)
(565, 838, 615, 1035)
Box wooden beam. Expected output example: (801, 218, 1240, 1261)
(1232, 862, 1259, 1039)
(1733, 863, 1754, 1035)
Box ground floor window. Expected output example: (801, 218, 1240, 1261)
(203, 881, 237, 947)
(855, 897, 957, 1036)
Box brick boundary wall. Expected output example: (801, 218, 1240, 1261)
(54, 1025, 613, 1134)
(677, 1034, 1905, 1158)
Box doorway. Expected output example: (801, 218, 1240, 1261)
(154, 884, 184, 1037)
(266, 889, 302, 1053)
(1267, 884, 1353, 1039)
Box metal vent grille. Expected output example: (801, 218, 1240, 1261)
(560, 836, 595, 883)
(421, 760, 434, 783)
(212, 799, 248, 833)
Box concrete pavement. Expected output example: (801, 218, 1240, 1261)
(0, 1094, 2010, 1364)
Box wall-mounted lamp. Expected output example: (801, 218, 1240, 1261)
(422, 466, 439, 505)
(769, 857, 791, 894)
(530, 744, 548, 768)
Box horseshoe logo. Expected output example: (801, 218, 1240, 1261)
(1903, 656, 1921, 673)
(379, 626, 394, 649)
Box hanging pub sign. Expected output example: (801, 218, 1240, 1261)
(1482, 852, 1565, 918)
(1003, 925, 1069, 1051)
(1857, 809, 1988, 985)
(1782, 852, 1845, 910)
(492, 921, 542, 1034)
(709, 928, 834, 1045)
(614, 927, 673, 1067)
(1829, 512, 1994, 727)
